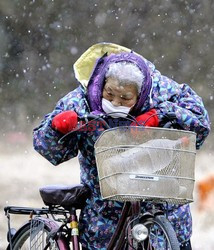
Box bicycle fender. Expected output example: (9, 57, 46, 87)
(36, 217, 69, 250)
(6, 221, 30, 250)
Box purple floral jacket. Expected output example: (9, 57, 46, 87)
(33, 51, 210, 249)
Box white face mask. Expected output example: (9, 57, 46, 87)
(102, 98, 132, 118)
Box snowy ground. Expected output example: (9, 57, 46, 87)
(0, 141, 214, 249)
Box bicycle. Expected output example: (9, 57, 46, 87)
(4, 113, 196, 249)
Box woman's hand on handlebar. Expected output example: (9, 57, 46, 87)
(129, 110, 182, 129)
(130, 109, 159, 127)
(52, 111, 78, 134)
(52, 111, 109, 135)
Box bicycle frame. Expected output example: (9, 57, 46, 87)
(107, 200, 169, 249)
(5, 114, 183, 249)
(5, 201, 169, 250)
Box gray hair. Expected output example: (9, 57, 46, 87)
(105, 62, 145, 94)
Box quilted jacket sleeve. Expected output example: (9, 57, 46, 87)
(152, 74, 210, 149)
(33, 87, 86, 165)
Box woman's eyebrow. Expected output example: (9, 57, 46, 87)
(121, 93, 133, 98)
(105, 86, 112, 91)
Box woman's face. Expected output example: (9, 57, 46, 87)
(102, 77, 138, 107)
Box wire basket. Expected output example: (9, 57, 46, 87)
(95, 126, 196, 204)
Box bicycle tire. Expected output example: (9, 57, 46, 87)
(139, 215, 180, 250)
(7, 217, 68, 250)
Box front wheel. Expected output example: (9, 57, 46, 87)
(137, 215, 180, 250)
(7, 217, 68, 250)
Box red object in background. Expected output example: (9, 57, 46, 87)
(197, 175, 214, 211)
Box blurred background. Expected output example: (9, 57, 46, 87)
(0, 0, 213, 249)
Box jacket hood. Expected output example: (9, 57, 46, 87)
(73, 43, 131, 88)
(73, 43, 152, 115)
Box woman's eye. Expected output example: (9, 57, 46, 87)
(121, 97, 130, 101)
(107, 92, 113, 96)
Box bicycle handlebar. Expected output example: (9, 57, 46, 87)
(59, 112, 179, 144)
(78, 112, 179, 130)
(78, 114, 111, 129)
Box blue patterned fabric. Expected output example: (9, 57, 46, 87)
(33, 57, 210, 249)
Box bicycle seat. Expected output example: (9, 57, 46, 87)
(39, 184, 91, 209)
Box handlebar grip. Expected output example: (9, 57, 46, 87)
(163, 121, 174, 128)
(161, 113, 180, 129)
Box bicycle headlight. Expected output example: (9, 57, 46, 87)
(131, 224, 148, 242)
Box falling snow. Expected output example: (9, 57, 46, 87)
(0, 1, 213, 248)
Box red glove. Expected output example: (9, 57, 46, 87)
(52, 111, 78, 134)
(131, 109, 159, 127)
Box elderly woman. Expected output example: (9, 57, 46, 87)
(33, 43, 210, 250)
